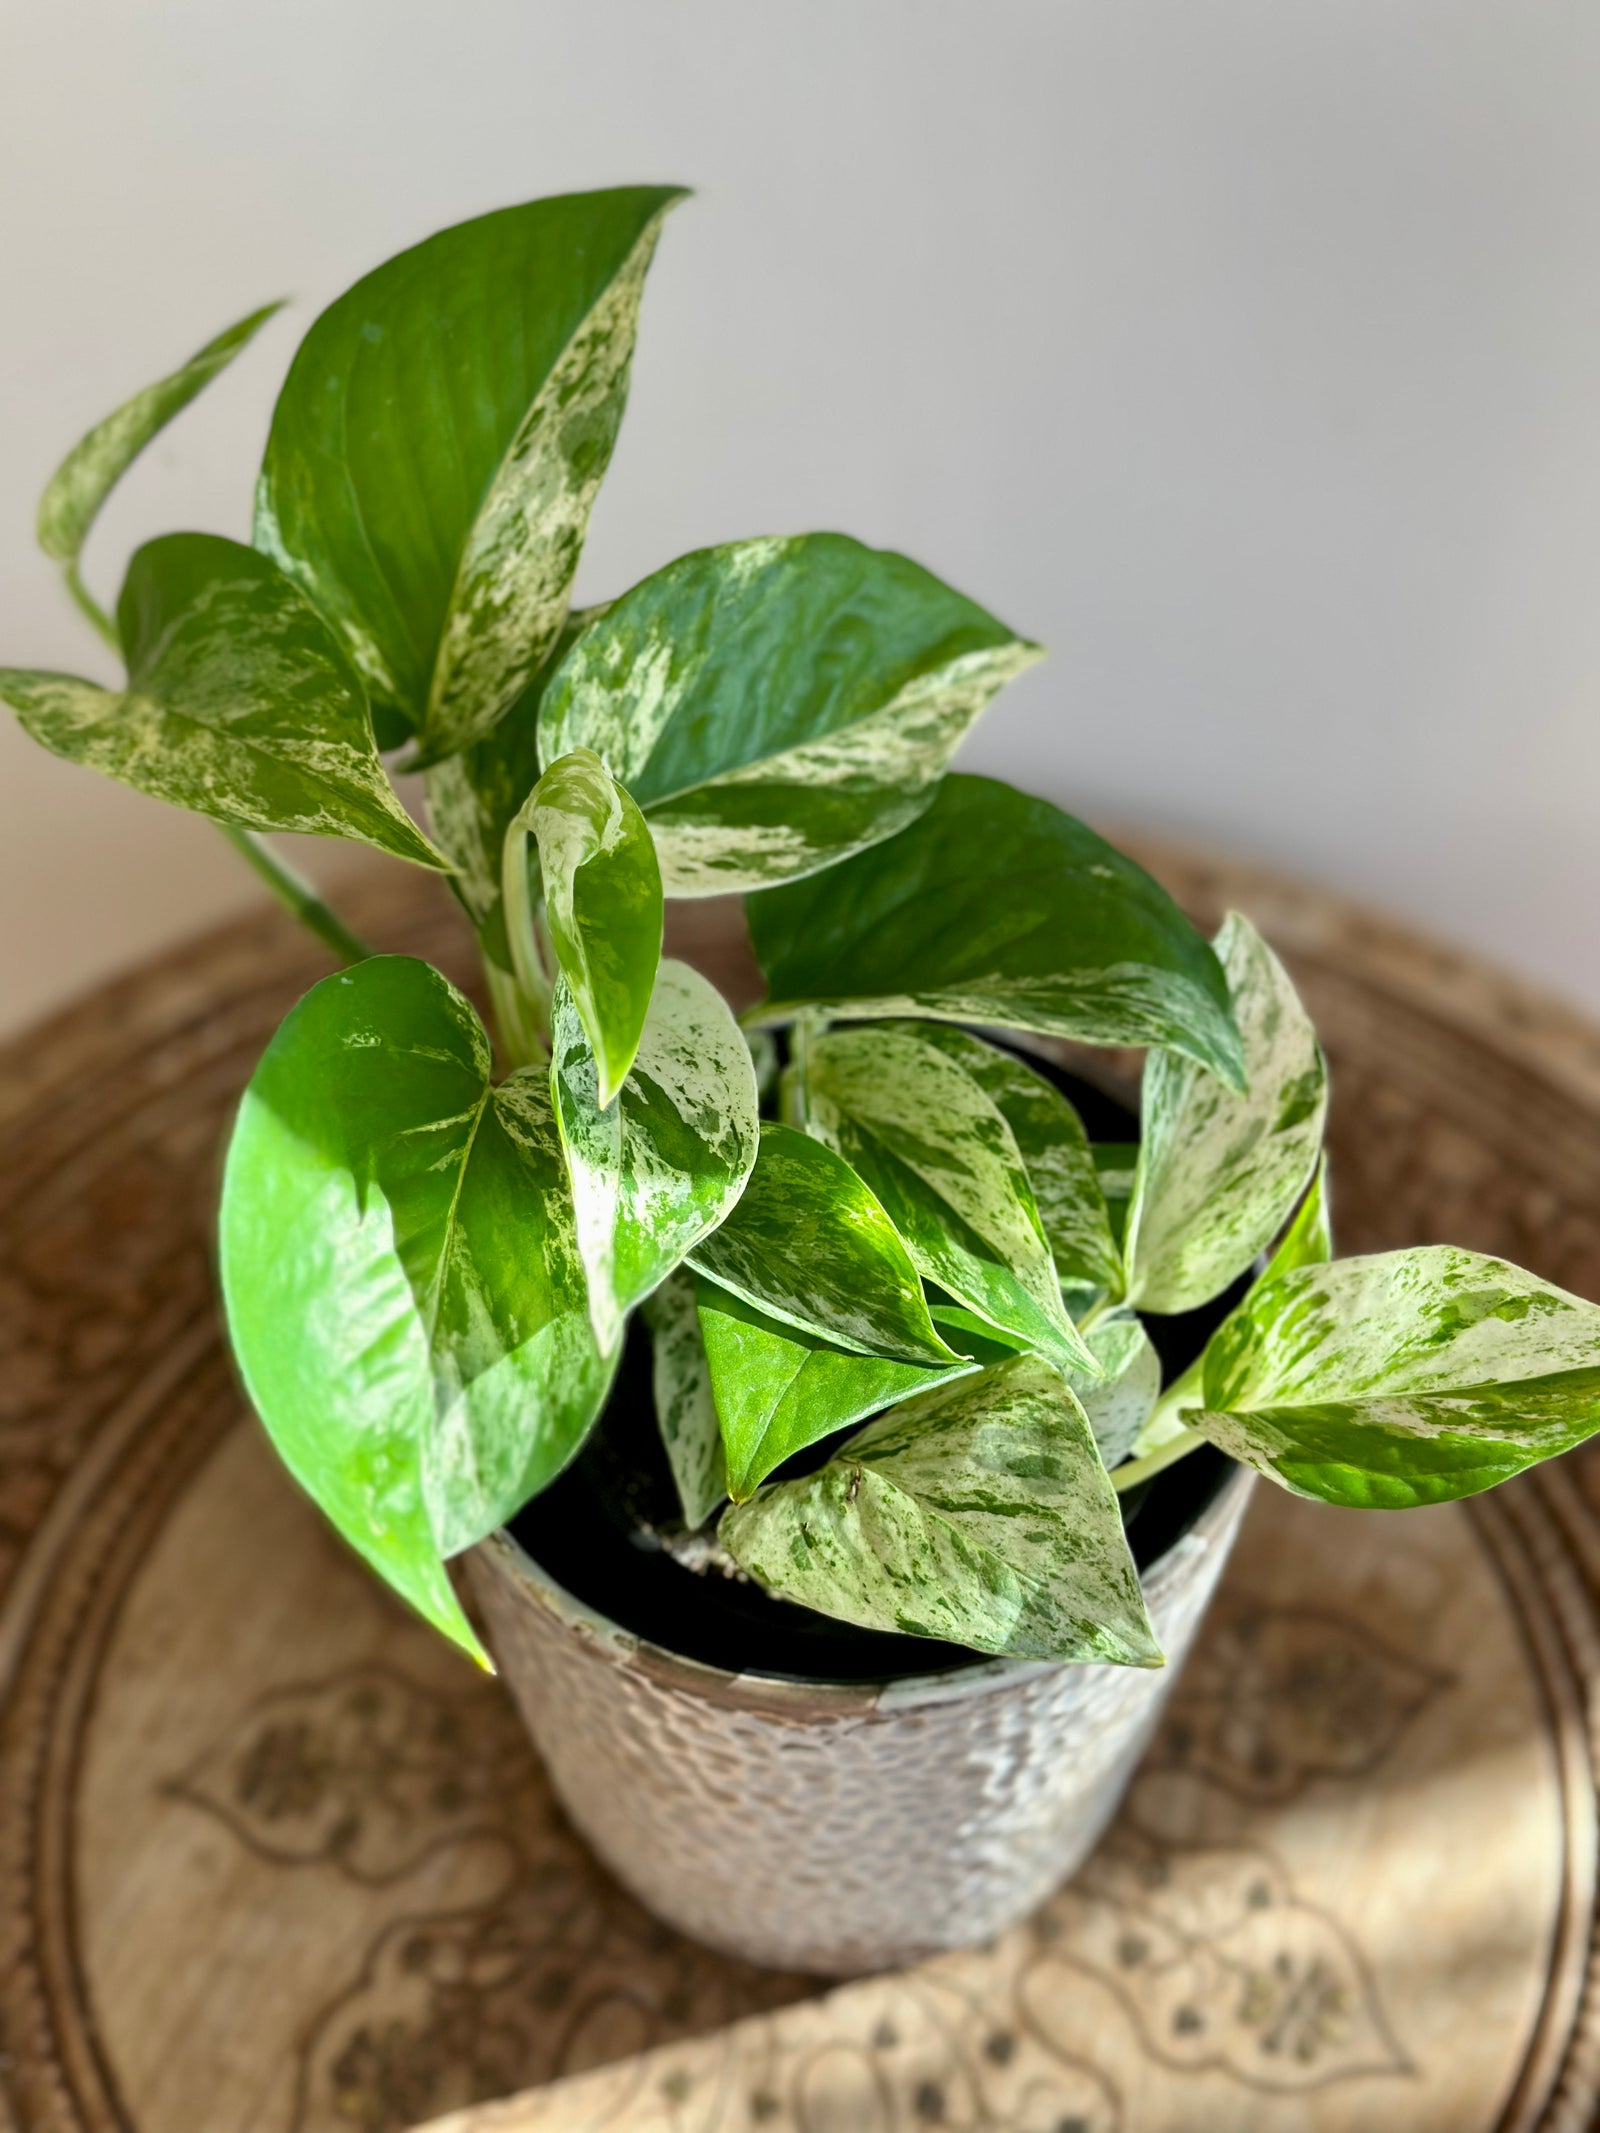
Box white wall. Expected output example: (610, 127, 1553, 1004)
(4, 0, 1599, 1033)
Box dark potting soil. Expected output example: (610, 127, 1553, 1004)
(511, 1049, 1245, 1685)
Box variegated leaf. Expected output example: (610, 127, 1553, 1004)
(549, 961, 759, 1354)
(1131, 1154, 1333, 1462)
(1192, 1247, 1600, 1507)
(1, 534, 445, 866)
(747, 776, 1245, 1090)
(1067, 1310, 1162, 1468)
(517, 749, 662, 1105)
(906, 1024, 1122, 1297)
(219, 957, 618, 1661)
(802, 1026, 1097, 1377)
(721, 1355, 1161, 1665)
(256, 188, 685, 759)
(1124, 912, 1326, 1314)
(423, 606, 600, 957)
(697, 1275, 973, 1502)
(643, 1269, 726, 1527)
(38, 301, 282, 580)
(687, 1122, 959, 1366)
(536, 534, 1040, 895)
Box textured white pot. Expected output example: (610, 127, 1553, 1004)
(467, 1460, 1254, 1977)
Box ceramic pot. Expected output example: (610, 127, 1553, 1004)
(465, 1458, 1254, 1977)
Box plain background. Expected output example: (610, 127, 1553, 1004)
(3, 0, 1598, 1036)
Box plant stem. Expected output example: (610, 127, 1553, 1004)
(1111, 1424, 1204, 1494)
(221, 826, 374, 964)
(64, 562, 121, 655)
(501, 816, 554, 1030)
(486, 960, 549, 1071)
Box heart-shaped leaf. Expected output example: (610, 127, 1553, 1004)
(643, 1269, 727, 1528)
(905, 1025, 1122, 1298)
(1192, 1247, 1600, 1507)
(38, 301, 282, 593)
(219, 956, 615, 1658)
(802, 1025, 1097, 1376)
(516, 749, 662, 1105)
(1124, 912, 1326, 1313)
(687, 1122, 958, 1365)
(536, 533, 1040, 894)
(747, 776, 1244, 1089)
(549, 960, 759, 1354)
(1, 534, 446, 866)
(722, 1355, 1161, 1665)
(424, 605, 601, 958)
(696, 1275, 973, 1502)
(256, 187, 685, 759)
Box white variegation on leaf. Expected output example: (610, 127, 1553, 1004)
(37, 301, 283, 612)
(423, 606, 603, 948)
(1124, 912, 1326, 1314)
(424, 211, 678, 759)
(696, 1275, 973, 1502)
(643, 1270, 727, 1528)
(536, 534, 1041, 895)
(255, 188, 685, 756)
(1129, 1155, 1333, 1466)
(0, 534, 446, 868)
(801, 1026, 1097, 1377)
(721, 1356, 1161, 1665)
(550, 962, 759, 1355)
(746, 776, 1246, 1091)
(1191, 1247, 1600, 1508)
(906, 1024, 1122, 1297)
(1064, 1311, 1162, 1469)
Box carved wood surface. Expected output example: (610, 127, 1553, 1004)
(1, 845, 1598, 2133)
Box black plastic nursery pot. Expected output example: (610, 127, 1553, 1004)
(467, 1053, 1257, 1976)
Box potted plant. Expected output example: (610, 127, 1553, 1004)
(6, 187, 1600, 1979)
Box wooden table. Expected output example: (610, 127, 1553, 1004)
(2, 842, 1599, 2133)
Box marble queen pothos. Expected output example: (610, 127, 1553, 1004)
(5, 187, 1599, 1672)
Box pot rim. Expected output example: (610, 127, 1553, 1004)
(475, 1458, 1255, 1721)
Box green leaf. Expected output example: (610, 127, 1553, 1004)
(549, 960, 759, 1354)
(256, 188, 685, 758)
(746, 776, 1244, 1088)
(1261, 1155, 1333, 1283)
(1192, 1247, 1600, 1508)
(697, 1275, 973, 1502)
(219, 956, 614, 1656)
(38, 301, 283, 575)
(1130, 1154, 1333, 1463)
(906, 1025, 1122, 1297)
(721, 1355, 1161, 1664)
(0, 534, 446, 866)
(536, 533, 1041, 895)
(643, 1270, 727, 1528)
(1065, 1310, 1162, 1469)
(802, 1026, 1097, 1377)
(1091, 1143, 1141, 1253)
(1124, 912, 1326, 1314)
(517, 749, 663, 1105)
(424, 605, 600, 953)
(687, 1122, 958, 1365)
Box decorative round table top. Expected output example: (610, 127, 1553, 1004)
(1, 842, 1599, 2133)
